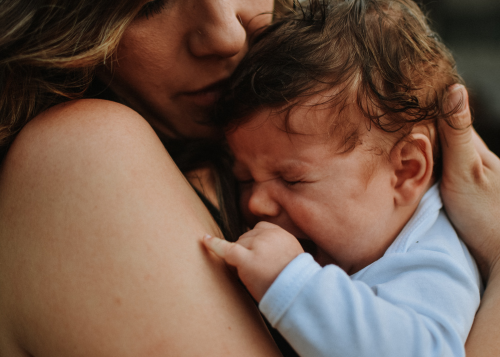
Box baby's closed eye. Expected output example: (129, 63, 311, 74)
(282, 178, 303, 186)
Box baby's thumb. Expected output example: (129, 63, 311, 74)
(439, 84, 478, 176)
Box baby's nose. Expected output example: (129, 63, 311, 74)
(247, 183, 281, 219)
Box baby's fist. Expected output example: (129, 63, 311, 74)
(203, 222, 304, 301)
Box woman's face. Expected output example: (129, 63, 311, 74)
(101, 0, 274, 138)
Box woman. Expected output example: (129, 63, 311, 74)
(0, 0, 498, 356)
(0, 1, 280, 356)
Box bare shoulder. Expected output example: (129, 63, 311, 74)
(0, 100, 280, 356)
(24, 98, 147, 131)
(4, 98, 167, 193)
(15, 99, 157, 156)
(31, 98, 146, 127)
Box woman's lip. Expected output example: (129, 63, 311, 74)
(181, 89, 222, 107)
(179, 79, 228, 107)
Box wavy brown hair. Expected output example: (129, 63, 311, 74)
(0, 0, 293, 242)
(0, 0, 146, 158)
(216, 0, 465, 153)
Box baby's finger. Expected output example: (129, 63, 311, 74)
(237, 222, 280, 247)
(253, 221, 280, 230)
(202, 234, 248, 267)
(203, 234, 233, 258)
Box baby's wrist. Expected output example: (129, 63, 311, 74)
(259, 253, 321, 324)
(249, 253, 300, 302)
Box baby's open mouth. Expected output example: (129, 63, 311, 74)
(297, 238, 337, 267)
(297, 238, 318, 257)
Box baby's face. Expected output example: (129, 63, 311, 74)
(227, 104, 403, 274)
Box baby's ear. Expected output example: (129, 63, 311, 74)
(389, 128, 434, 207)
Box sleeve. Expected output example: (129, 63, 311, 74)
(259, 251, 480, 357)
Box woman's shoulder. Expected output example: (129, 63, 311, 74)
(0, 100, 282, 356)
(2, 98, 168, 201)
(8, 99, 159, 166)
(37, 98, 139, 118)
(26, 98, 151, 138)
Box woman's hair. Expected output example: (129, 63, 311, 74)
(0, 0, 295, 160)
(216, 0, 465, 152)
(0, 0, 144, 158)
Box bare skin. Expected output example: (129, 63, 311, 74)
(99, 0, 273, 139)
(1, 0, 500, 352)
(0, 0, 282, 355)
(0, 100, 281, 356)
(438, 84, 500, 356)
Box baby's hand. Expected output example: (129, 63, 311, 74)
(203, 221, 304, 302)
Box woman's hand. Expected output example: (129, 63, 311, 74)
(439, 84, 500, 280)
(203, 221, 304, 302)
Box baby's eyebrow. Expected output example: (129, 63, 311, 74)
(276, 160, 308, 175)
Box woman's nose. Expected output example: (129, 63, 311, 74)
(189, 1, 247, 58)
(246, 183, 281, 219)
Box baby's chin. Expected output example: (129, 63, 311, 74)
(297, 238, 337, 267)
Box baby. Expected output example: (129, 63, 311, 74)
(204, 1, 481, 356)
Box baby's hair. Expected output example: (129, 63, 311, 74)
(215, 0, 464, 153)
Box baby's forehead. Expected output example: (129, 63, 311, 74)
(246, 91, 351, 129)
(241, 95, 369, 151)
(237, 96, 406, 160)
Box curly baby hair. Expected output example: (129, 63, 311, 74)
(216, 0, 465, 153)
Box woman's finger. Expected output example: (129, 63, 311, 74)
(439, 84, 481, 180)
(471, 129, 500, 170)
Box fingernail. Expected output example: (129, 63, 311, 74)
(445, 84, 466, 114)
(203, 234, 212, 240)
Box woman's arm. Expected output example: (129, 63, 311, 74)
(0, 99, 281, 356)
(465, 266, 500, 356)
(439, 85, 500, 356)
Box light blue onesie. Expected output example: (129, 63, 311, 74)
(260, 183, 481, 357)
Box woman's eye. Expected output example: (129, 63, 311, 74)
(137, 0, 167, 19)
(237, 179, 254, 186)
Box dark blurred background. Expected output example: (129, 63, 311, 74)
(421, 0, 500, 155)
